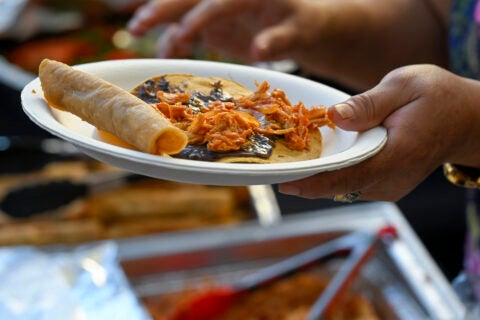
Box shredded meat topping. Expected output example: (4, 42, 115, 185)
(153, 81, 334, 152)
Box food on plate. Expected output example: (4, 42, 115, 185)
(0, 160, 253, 246)
(143, 272, 379, 320)
(38, 59, 333, 163)
(132, 73, 334, 163)
(38, 59, 188, 155)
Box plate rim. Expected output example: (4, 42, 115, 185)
(21, 59, 387, 182)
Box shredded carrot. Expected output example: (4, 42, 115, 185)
(153, 81, 333, 152)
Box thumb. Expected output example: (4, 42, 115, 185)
(328, 74, 414, 132)
(251, 21, 297, 61)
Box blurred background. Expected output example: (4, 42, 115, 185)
(0, 0, 467, 283)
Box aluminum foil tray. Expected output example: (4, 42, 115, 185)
(117, 202, 465, 319)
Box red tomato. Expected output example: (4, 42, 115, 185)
(105, 49, 140, 60)
(7, 37, 96, 72)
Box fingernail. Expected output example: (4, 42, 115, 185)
(333, 103, 355, 120)
(137, 7, 151, 20)
(252, 39, 269, 59)
(126, 19, 135, 30)
(279, 184, 300, 196)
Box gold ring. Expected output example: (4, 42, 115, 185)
(333, 191, 361, 203)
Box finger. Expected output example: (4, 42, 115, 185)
(127, 0, 199, 36)
(280, 180, 410, 202)
(280, 181, 390, 202)
(278, 158, 412, 202)
(176, 0, 259, 41)
(251, 20, 298, 61)
(156, 24, 194, 58)
(327, 72, 418, 132)
(279, 163, 374, 200)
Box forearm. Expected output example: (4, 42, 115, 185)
(304, 0, 449, 90)
(447, 77, 480, 169)
(443, 75, 480, 188)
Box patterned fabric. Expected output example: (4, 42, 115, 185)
(465, 189, 480, 299)
(449, 0, 480, 78)
(449, 0, 480, 300)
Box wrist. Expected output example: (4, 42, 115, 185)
(445, 77, 480, 168)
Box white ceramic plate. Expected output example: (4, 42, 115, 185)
(21, 59, 387, 185)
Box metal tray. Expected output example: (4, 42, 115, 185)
(117, 202, 465, 320)
(0, 136, 282, 244)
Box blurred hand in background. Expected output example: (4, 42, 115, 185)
(128, 0, 448, 91)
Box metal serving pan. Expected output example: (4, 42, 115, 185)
(117, 202, 465, 320)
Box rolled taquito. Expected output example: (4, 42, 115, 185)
(38, 59, 188, 155)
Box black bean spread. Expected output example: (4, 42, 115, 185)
(134, 77, 274, 161)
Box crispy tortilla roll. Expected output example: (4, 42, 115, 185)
(38, 59, 188, 155)
(87, 183, 235, 220)
(0, 220, 103, 246)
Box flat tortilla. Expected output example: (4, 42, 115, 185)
(132, 74, 323, 163)
(38, 59, 188, 155)
(131, 73, 252, 98)
(219, 129, 322, 163)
